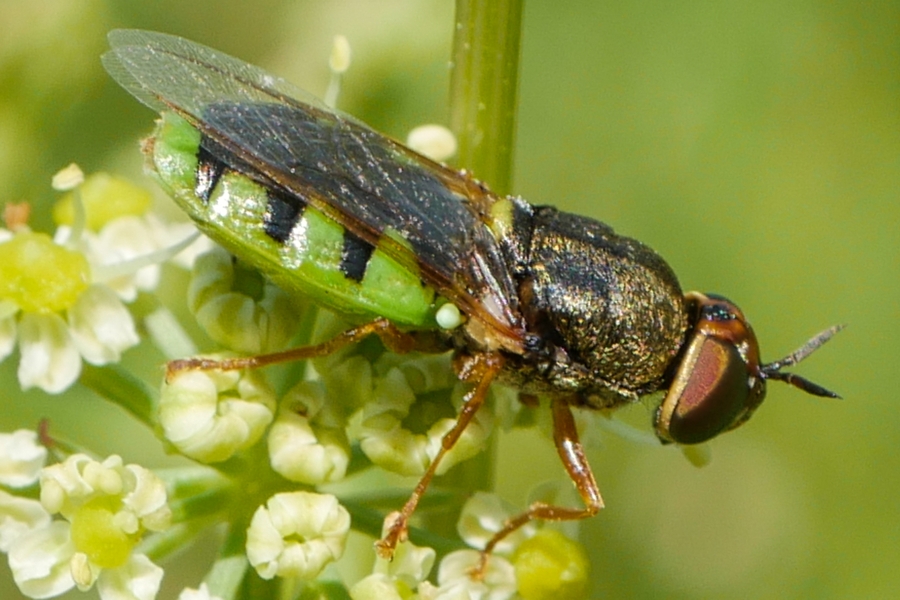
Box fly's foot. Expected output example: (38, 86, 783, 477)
(467, 551, 491, 581)
(374, 511, 408, 559)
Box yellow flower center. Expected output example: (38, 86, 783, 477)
(70, 496, 139, 569)
(513, 530, 590, 600)
(53, 172, 152, 231)
(0, 232, 90, 313)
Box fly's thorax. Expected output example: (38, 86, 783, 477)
(513, 206, 689, 401)
(148, 111, 440, 329)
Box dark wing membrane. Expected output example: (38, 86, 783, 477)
(103, 29, 525, 346)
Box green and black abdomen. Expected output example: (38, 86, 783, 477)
(508, 204, 689, 405)
(148, 110, 439, 328)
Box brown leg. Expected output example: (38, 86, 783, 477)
(475, 396, 604, 574)
(375, 351, 505, 558)
(165, 317, 416, 380)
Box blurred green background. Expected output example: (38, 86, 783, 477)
(1, 1, 896, 598)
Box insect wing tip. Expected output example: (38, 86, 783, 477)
(102, 30, 173, 113)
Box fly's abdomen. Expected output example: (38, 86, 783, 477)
(149, 111, 439, 327)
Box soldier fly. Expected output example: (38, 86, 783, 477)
(103, 30, 841, 564)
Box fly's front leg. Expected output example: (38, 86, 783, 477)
(375, 351, 505, 559)
(165, 317, 417, 379)
(474, 396, 603, 575)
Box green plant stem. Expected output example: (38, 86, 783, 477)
(449, 0, 524, 196)
(78, 363, 157, 427)
(439, 0, 524, 538)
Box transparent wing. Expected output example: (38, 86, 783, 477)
(103, 29, 524, 344)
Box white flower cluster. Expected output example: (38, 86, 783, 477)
(0, 156, 597, 599)
(350, 493, 531, 600)
(0, 165, 203, 394)
(0, 430, 171, 600)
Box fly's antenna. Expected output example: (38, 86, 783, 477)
(759, 324, 845, 398)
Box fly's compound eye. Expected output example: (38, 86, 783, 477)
(655, 292, 843, 446)
(655, 294, 762, 445)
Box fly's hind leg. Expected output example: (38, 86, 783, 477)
(375, 351, 505, 559)
(474, 395, 604, 576)
(165, 317, 417, 380)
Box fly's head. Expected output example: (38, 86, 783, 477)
(654, 292, 843, 445)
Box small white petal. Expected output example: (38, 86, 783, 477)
(0, 491, 51, 552)
(71, 551, 99, 590)
(423, 401, 491, 476)
(417, 581, 440, 600)
(40, 454, 134, 525)
(372, 534, 436, 590)
(268, 382, 350, 484)
(374, 352, 457, 394)
(92, 216, 162, 299)
(244, 503, 283, 579)
(425, 583, 473, 600)
(51, 163, 85, 191)
(349, 573, 404, 600)
(40, 454, 113, 517)
(178, 582, 224, 600)
(96, 553, 164, 600)
(0, 303, 18, 360)
(68, 284, 139, 365)
(8, 521, 77, 598)
(436, 550, 516, 600)
(120, 464, 171, 532)
(193, 292, 263, 352)
(188, 248, 299, 353)
(457, 492, 534, 556)
(158, 368, 276, 463)
(246, 492, 350, 581)
(355, 368, 429, 476)
(0, 429, 48, 488)
(83, 455, 126, 496)
(113, 510, 140, 537)
(17, 312, 82, 394)
(158, 370, 221, 442)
